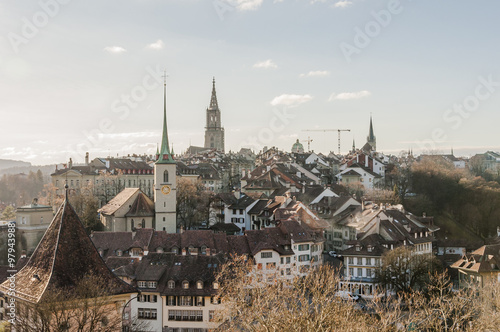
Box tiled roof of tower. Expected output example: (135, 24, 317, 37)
(0, 198, 136, 303)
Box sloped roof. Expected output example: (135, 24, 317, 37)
(125, 192, 155, 217)
(98, 188, 140, 216)
(0, 199, 135, 303)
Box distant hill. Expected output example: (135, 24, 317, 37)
(0, 159, 31, 170)
(0, 164, 58, 179)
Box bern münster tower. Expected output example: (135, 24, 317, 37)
(204, 78, 225, 152)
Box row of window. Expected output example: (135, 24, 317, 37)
(167, 296, 221, 306)
(138, 294, 158, 303)
(57, 178, 153, 188)
(137, 281, 158, 288)
(232, 209, 245, 215)
(347, 257, 381, 266)
(166, 280, 219, 290)
(138, 308, 157, 320)
(348, 267, 374, 279)
(168, 310, 203, 322)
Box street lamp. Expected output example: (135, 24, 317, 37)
(122, 293, 140, 332)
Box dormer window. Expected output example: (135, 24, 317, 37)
(355, 245, 361, 252)
(197, 280, 203, 289)
(182, 280, 189, 289)
(201, 245, 207, 255)
(157, 247, 164, 253)
(148, 281, 157, 288)
(213, 282, 219, 289)
(117, 250, 123, 257)
(168, 280, 175, 289)
(98, 248, 103, 257)
(172, 247, 179, 254)
(367, 246, 372, 252)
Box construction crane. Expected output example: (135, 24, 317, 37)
(302, 129, 351, 155)
(302, 136, 313, 152)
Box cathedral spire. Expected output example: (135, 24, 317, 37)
(157, 71, 175, 164)
(367, 114, 376, 151)
(368, 115, 375, 141)
(209, 77, 219, 110)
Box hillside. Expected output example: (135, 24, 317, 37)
(0, 159, 31, 170)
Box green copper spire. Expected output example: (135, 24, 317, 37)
(157, 71, 175, 164)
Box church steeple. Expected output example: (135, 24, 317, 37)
(209, 77, 219, 110)
(367, 114, 376, 151)
(204, 77, 225, 152)
(157, 72, 175, 164)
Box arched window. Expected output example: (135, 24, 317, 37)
(168, 280, 175, 289)
(182, 280, 189, 289)
(163, 170, 169, 183)
(201, 245, 207, 255)
(196, 280, 203, 289)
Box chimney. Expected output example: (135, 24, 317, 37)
(85, 152, 89, 165)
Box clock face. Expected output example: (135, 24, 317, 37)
(161, 185, 171, 195)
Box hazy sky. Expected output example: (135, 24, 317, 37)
(1, 0, 499, 165)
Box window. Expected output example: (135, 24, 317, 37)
(163, 170, 169, 183)
(172, 247, 179, 254)
(266, 262, 276, 269)
(357, 268, 362, 277)
(233, 209, 237, 214)
(138, 281, 147, 288)
(167, 296, 176, 306)
(349, 268, 353, 276)
(298, 244, 310, 251)
(286, 257, 291, 264)
(148, 281, 157, 288)
(197, 280, 203, 289)
(209, 310, 215, 322)
(168, 280, 175, 289)
(213, 282, 219, 289)
(201, 245, 207, 255)
(298, 254, 310, 262)
(357, 257, 362, 265)
(182, 280, 189, 289)
(261, 252, 272, 259)
(196, 296, 204, 306)
(367, 268, 372, 278)
(366, 258, 371, 265)
(348, 257, 354, 265)
(239, 209, 244, 214)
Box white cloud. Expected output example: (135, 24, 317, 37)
(271, 94, 313, 106)
(253, 59, 277, 69)
(227, 0, 263, 11)
(148, 40, 164, 50)
(103, 46, 127, 54)
(333, 0, 353, 8)
(300, 70, 330, 78)
(328, 90, 371, 101)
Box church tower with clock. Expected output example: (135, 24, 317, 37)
(154, 73, 177, 233)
